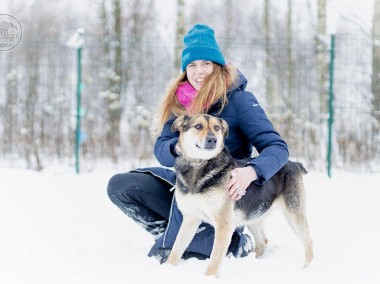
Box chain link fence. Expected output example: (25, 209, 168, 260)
(0, 33, 378, 172)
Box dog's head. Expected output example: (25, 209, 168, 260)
(171, 114, 229, 160)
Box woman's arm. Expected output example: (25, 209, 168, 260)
(235, 91, 289, 185)
(153, 116, 180, 168)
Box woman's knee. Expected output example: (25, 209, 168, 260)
(107, 172, 147, 203)
(107, 173, 130, 202)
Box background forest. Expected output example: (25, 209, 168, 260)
(0, 0, 379, 173)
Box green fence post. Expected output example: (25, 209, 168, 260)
(327, 34, 335, 178)
(75, 46, 82, 174)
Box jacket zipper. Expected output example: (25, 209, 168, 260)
(130, 168, 175, 247)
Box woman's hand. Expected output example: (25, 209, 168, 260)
(228, 166, 257, 200)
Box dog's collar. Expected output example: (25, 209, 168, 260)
(180, 147, 229, 164)
(186, 158, 207, 165)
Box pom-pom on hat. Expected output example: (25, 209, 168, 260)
(181, 24, 226, 72)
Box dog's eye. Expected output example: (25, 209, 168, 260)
(214, 125, 221, 131)
(194, 124, 203, 130)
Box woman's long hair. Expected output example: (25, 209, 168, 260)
(156, 63, 238, 130)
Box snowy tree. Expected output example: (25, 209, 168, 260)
(372, 0, 380, 128)
(316, 0, 328, 114)
(100, 0, 123, 163)
(264, 0, 275, 113)
(174, 0, 186, 71)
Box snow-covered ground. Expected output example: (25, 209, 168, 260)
(1, 165, 379, 284)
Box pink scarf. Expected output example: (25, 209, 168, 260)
(176, 81, 198, 111)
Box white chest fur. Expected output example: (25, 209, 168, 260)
(174, 187, 236, 226)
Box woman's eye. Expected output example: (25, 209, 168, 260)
(194, 124, 203, 130)
(214, 126, 220, 131)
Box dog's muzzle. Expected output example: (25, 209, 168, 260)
(204, 133, 217, 150)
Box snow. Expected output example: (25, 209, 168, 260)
(1, 166, 380, 284)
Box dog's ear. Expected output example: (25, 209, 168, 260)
(171, 115, 191, 132)
(219, 118, 229, 137)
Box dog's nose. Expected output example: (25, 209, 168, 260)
(205, 133, 217, 149)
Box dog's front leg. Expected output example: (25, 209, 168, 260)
(166, 215, 202, 266)
(205, 220, 234, 277)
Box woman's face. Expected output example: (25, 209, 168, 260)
(186, 60, 214, 91)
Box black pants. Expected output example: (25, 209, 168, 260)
(107, 171, 174, 239)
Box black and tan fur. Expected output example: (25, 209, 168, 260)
(165, 114, 313, 276)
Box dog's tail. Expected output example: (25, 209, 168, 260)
(296, 162, 308, 175)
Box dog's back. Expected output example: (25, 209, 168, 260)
(235, 160, 307, 223)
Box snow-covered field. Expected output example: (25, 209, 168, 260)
(1, 165, 379, 284)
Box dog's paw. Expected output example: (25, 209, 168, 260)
(164, 260, 177, 267)
(254, 247, 265, 258)
(303, 256, 313, 268)
(205, 268, 219, 277)
(165, 254, 181, 266)
(205, 263, 221, 277)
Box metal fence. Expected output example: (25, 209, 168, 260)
(0, 33, 378, 173)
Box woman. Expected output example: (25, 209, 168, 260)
(107, 24, 289, 262)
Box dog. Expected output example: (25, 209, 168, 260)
(165, 114, 313, 276)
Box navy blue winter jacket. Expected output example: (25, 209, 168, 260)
(140, 71, 289, 260)
(154, 71, 289, 185)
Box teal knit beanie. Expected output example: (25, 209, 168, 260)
(181, 24, 226, 72)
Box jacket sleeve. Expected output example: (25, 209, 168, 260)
(154, 116, 180, 168)
(235, 91, 289, 185)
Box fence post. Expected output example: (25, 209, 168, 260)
(327, 34, 335, 178)
(67, 28, 85, 174)
(75, 45, 83, 174)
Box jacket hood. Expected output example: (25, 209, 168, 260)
(208, 69, 248, 114)
(228, 69, 248, 96)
